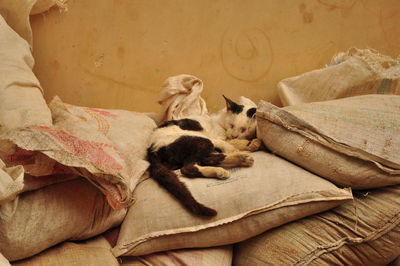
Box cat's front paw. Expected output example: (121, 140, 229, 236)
(215, 168, 230, 179)
(247, 138, 262, 152)
(238, 153, 254, 167)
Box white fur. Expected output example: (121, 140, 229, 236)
(150, 96, 257, 151)
(149, 125, 207, 151)
(188, 96, 257, 140)
(210, 99, 257, 140)
(219, 108, 256, 140)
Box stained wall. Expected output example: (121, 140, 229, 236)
(31, 0, 400, 112)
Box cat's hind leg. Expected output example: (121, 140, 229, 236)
(210, 139, 238, 153)
(217, 152, 254, 168)
(201, 151, 254, 168)
(181, 164, 230, 180)
(227, 138, 262, 152)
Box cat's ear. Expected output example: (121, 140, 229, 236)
(223, 95, 243, 114)
(247, 107, 257, 119)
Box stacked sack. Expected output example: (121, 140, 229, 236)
(234, 48, 400, 265)
(0, 1, 156, 262)
(0, 0, 399, 263)
(0, 8, 354, 262)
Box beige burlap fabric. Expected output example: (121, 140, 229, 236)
(0, 15, 51, 132)
(0, 159, 24, 204)
(257, 95, 400, 188)
(0, 13, 63, 204)
(13, 236, 119, 266)
(1, 97, 156, 209)
(121, 246, 233, 266)
(0, 0, 66, 45)
(0, 179, 127, 261)
(0, 253, 10, 266)
(234, 185, 400, 266)
(278, 48, 400, 106)
(113, 152, 352, 256)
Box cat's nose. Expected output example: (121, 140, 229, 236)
(230, 134, 238, 139)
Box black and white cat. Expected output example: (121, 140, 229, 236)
(147, 96, 260, 217)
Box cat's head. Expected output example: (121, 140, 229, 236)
(222, 95, 257, 140)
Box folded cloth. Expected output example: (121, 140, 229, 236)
(158, 74, 208, 123)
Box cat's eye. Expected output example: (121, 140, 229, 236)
(240, 127, 246, 133)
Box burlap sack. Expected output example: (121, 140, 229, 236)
(0, 156, 78, 205)
(0, 0, 66, 45)
(234, 185, 400, 266)
(0, 159, 24, 204)
(0, 253, 10, 266)
(257, 95, 400, 189)
(12, 236, 119, 266)
(31, 0, 67, 15)
(1, 96, 156, 209)
(278, 48, 400, 106)
(112, 151, 352, 256)
(121, 246, 233, 266)
(0, 15, 51, 132)
(0, 14, 80, 204)
(0, 178, 127, 261)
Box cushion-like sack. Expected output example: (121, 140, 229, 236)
(0, 15, 51, 132)
(121, 246, 233, 266)
(0, 0, 66, 45)
(0, 158, 24, 204)
(0, 14, 81, 203)
(112, 151, 352, 256)
(103, 227, 233, 265)
(1, 97, 156, 209)
(13, 236, 119, 266)
(278, 48, 400, 106)
(234, 185, 400, 266)
(0, 253, 10, 266)
(0, 178, 126, 261)
(257, 95, 400, 189)
(0, 157, 77, 205)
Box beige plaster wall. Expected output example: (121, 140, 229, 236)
(31, 0, 400, 113)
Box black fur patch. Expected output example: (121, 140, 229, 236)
(223, 95, 243, 114)
(246, 108, 256, 118)
(147, 151, 217, 216)
(155, 136, 214, 169)
(159, 118, 203, 131)
(147, 137, 218, 217)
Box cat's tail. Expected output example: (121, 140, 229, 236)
(147, 150, 217, 217)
